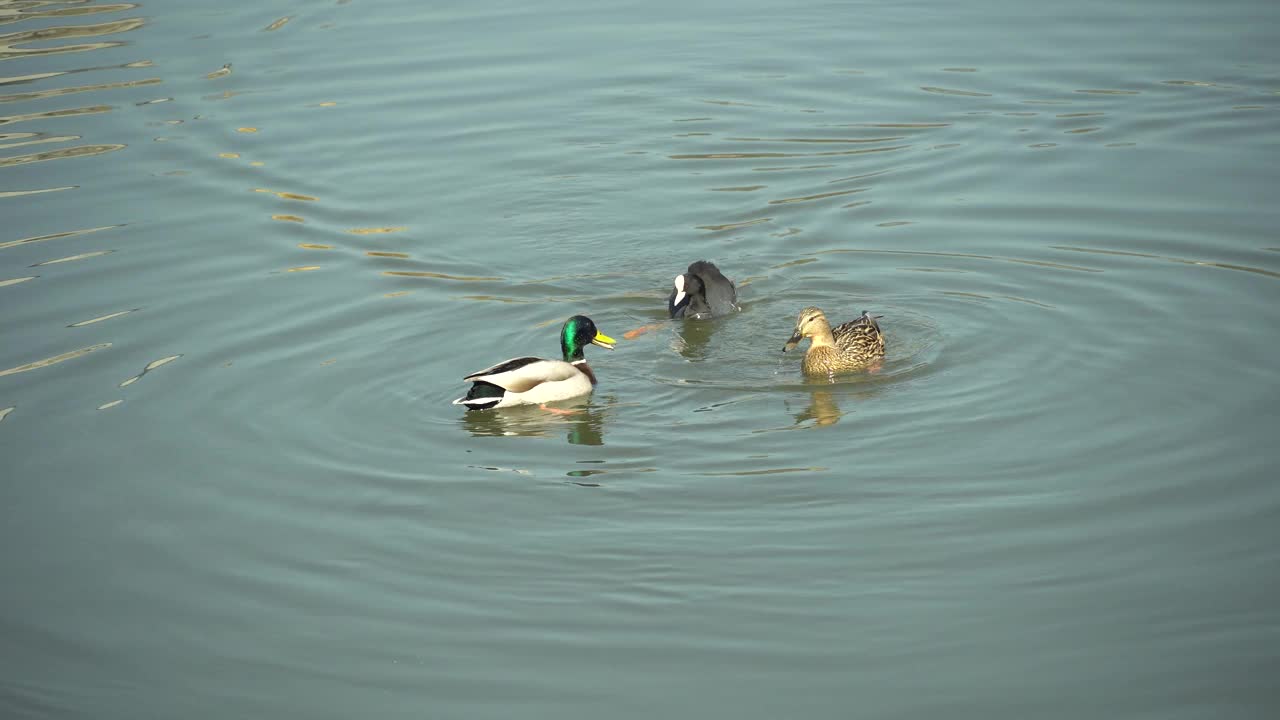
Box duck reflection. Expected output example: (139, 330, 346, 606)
(460, 397, 612, 446)
(788, 378, 887, 428)
(670, 318, 722, 360)
(793, 388, 844, 427)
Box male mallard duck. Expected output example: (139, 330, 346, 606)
(782, 306, 885, 376)
(452, 315, 615, 411)
(669, 260, 738, 319)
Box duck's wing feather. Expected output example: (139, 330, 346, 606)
(463, 356, 542, 380)
(831, 315, 885, 351)
(463, 356, 580, 393)
(687, 260, 738, 314)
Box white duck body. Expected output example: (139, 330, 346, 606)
(452, 315, 614, 411)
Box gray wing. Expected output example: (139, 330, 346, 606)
(688, 260, 737, 316)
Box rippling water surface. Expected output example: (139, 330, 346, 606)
(3, 1, 1278, 718)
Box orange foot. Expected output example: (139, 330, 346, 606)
(539, 404, 580, 416)
(623, 323, 664, 340)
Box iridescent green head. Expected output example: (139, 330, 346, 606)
(560, 315, 616, 361)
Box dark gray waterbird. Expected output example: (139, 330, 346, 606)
(668, 261, 738, 319)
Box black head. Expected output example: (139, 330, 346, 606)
(668, 273, 705, 318)
(560, 315, 616, 361)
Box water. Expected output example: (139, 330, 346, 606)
(2, 1, 1278, 717)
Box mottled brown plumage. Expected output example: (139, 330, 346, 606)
(782, 306, 885, 376)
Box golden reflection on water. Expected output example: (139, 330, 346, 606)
(0, 76, 160, 104)
(2, 0, 171, 419)
(0, 134, 82, 151)
(118, 354, 181, 388)
(30, 249, 112, 266)
(0, 186, 76, 198)
(0, 2, 139, 21)
(97, 399, 122, 411)
(67, 308, 137, 327)
(253, 188, 317, 201)
(262, 16, 292, 32)
(0, 342, 112, 378)
(347, 226, 407, 235)
(0, 142, 124, 167)
(0, 17, 145, 60)
(0, 103, 113, 126)
(0, 224, 120, 250)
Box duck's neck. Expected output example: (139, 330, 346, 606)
(561, 340, 584, 363)
(809, 319, 837, 348)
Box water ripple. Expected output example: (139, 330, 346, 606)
(0, 17, 145, 60)
(0, 343, 112, 378)
(0, 104, 113, 127)
(0, 142, 125, 167)
(919, 86, 991, 97)
(1053, 245, 1280, 280)
(67, 308, 138, 328)
(118, 354, 182, 388)
(0, 224, 121, 250)
(0, 77, 161, 104)
(30, 249, 113, 266)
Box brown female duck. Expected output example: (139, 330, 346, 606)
(782, 306, 885, 376)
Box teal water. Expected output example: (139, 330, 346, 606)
(3, 1, 1279, 717)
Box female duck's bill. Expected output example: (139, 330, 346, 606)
(452, 315, 615, 411)
(669, 260, 738, 319)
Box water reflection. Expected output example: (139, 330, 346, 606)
(792, 388, 843, 427)
(670, 317, 725, 360)
(0, 17, 145, 61)
(118, 354, 181, 387)
(460, 397, 613, 446)
(786, 378, 887, 429)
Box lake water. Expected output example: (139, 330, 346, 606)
(2, 1, 1278, 717)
